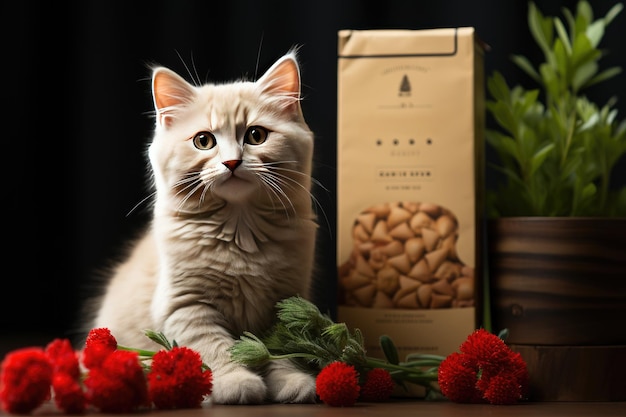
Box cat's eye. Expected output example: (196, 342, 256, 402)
(192, 131, 217, 150)
(244, 126, 269, 145)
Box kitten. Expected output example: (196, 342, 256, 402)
(82, 51, 319, 404)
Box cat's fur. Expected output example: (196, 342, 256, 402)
(81, 51, 319, 404)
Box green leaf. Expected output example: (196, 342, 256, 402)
(553, 38, 570, 82)
(582, 182, 597, 200)
(497, 328, 510, 341)
(562, 7, 577, 37)
(528, 1, 555, 68)
(486, 100, 517, 135)
(576, 0, 593, 25)
(572, 60, 598, 92)
(554, 16, 572, 55)
(603, 2, 624, 26)
(539, 62, 559, 99)
(380, 335, 400, 365)
(488, 163, 525, 188)
(530, 143, 556, 176)
(485, 130, 519, 161)
(229, 332, 272, 367)
(321, 323, 350, 349)
(486, 71, 511, 102)
(559, 152, 583, 182)
(571, 31, 599, 68)
(579, 112, 600, 132)
(510, 54, 541, 83)
(583, 66, 622, 89)
(585, 20, 605, 48)
(144, 329, 174, 350)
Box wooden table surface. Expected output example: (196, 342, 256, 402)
(1, 400, 624, 417)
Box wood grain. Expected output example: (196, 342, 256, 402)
(510, 344, 626, 401)
(487, 217, 626, 345)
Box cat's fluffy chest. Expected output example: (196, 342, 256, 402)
(150, 207, 317, 335)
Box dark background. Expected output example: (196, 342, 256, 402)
(3, 0, 625, 350)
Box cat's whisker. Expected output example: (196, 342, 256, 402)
(246, 163, 294, 214)
(177, 180, 207, 214)
(199, 176, 218, 207)
(172, 172, 201, 188)
(255, 164, 332, 235)
(126, 190, 157, 217)
(169, 172, 207, 213)
(259, 162, 328, 194)
(272, 171, 331, 233)
(256, 171, 296, 219)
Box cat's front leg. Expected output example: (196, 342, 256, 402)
(264, 360, 317, 403)
(162, 305, 267, 404)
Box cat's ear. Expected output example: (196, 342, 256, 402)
(256, 53, 302, 114)
(152, 67, 195, 128)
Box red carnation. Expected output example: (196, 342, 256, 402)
(482, 373, 525, 405)
(438, 329, 529, 405)
(147, 346, 213, 409)
(84, 349, 150, 413)
(460, 328, 511, 366)
(51, 372, 87, 414)
(506, 351, 530, 398)
(45, 338, 80, 378)
(82, 328, 118, 369)
(45, 338, 86, 414)
(315, 361, 360, 407)
(359, 368, 394, 402)
(437, 352, 483, 403)
(0, 347, 53, 414)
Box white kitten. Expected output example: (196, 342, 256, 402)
(83, 51, 318, 404)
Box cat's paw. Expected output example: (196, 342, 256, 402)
(210, 368, 267, 404)
(266, 370, 317, 403)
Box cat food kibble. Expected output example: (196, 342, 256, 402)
(338, 202, 474, 309)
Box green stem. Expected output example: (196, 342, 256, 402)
(117, 345, 158, 358)
(261, 351, 441, 389)
(268, 352, 322, 362)
(118, 344, 211, 371)
(367, 357, 443, 369)
(366, 357, 441, 374)
(403, 353, 447, 362)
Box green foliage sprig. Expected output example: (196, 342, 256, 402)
(486, 0, 626, 217)
(229, 296, 444, 394)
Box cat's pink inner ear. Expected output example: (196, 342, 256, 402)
(152, 68, 193, 127)
(259, 56, 300, 98)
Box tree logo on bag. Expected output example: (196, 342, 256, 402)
(399, 74, 411, 96)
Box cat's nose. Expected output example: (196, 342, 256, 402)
(223, 160, 242, 172)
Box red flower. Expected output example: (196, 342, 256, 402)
(51, 373, 87, 414)
(460, 329, 511, 366)
(0, 347, 53, 414)
(315, 361, 360, 407)
(82, 328, 118, 369)
(437, 352, 483, 403)
(359, 368, 394, 402)
(45, 338, 86, 414)
(84, 349, 150, 413)
(482, 373, 525, 405)
(147, 346, 213, 409)
(45, 338, 80, 378)
(438, 329, 529, 405)
(85, 328, 118, 350)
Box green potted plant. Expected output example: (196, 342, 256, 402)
(486, 1, 625, 218)
(484, 0, 626, 401)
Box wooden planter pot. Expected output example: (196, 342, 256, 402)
(487, 217, 626, 401)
